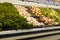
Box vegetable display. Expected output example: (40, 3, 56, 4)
(39, 7, 60, 25)
(0, 2, 33, 31)
(0, 2, 60, 31)
(28, 6, 56, 26)
(15, 5, 45, 27)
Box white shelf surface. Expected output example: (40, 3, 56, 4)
(0, 0, 60, 9)
(0, 26, 60, 35)
(0, 30, 60, 40)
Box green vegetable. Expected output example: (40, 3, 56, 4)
(39, 7, 60, 24)
(0, 2, 33, 31)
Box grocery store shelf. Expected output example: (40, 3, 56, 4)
(0, 0, 60, 40)
(0, 26, 60, 39)
(0, 26, 60, 35)
(0, 30, 60, 40)
(18, 31, 60, 40)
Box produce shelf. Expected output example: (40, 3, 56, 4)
(0, 26, 60, 39)
(0, 0, 60, 40)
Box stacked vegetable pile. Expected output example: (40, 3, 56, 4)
(0, 2, 33, 31)
(39, 7, 60, 25)
(15, 5, 45, 27)
(15, 5, 60, 27)
(28, 6, 60, 26)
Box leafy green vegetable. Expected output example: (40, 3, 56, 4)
(0, 2, 33, 30)
(39, 7, 60, 24)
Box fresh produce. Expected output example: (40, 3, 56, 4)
(0, 2, 33, 31)
(28, 6, 59, 26)
(39, 7, 60, 25)
(15, 5, 31, 18)
(55, 9, 60, 13)
(28, 6, 41, 17)
(0, 2, 60, 31)
(15, 5, 45, 26)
